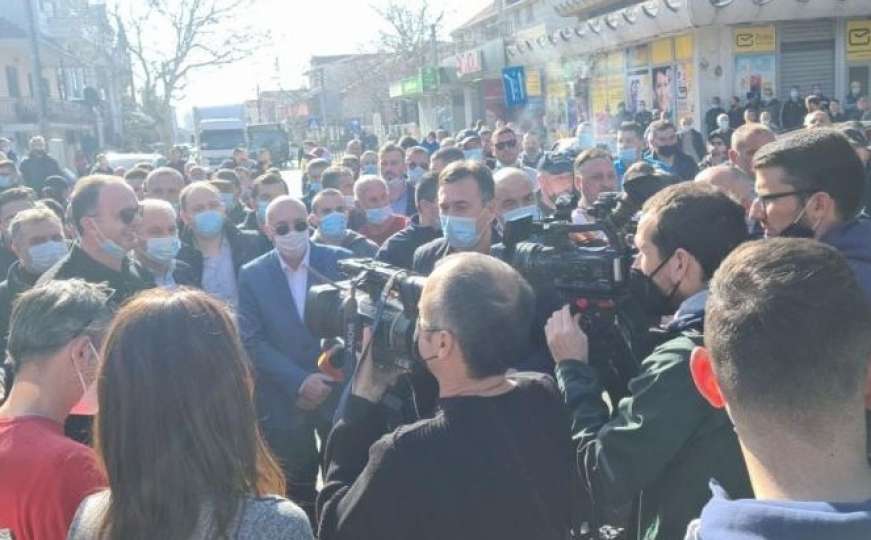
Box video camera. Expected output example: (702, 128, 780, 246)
(587, 165, 675, 235)
(306, 258, 426, 372)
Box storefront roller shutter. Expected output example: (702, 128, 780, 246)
(779, 20, 835, 98)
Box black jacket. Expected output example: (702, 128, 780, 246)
(704, 106, 726, 135)
(780, 99, 807, 131)
(0, 261, 40, 399)
(227, 203, 248, 226)
(411, 237, 454, 276)
(643, 150, 699, 182)
(37, 244, 153, 307)
(20, 151, 62, 193)
(376, 218, 441, 270)
(678, 129, 705, 163)
(177, 223, 268, 281)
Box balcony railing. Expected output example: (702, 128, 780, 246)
(0, 97, 93, 125)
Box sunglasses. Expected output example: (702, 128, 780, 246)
(494, 140, 517, 151)
(274, 220, 309, 236)
(119, 205, 143, 225)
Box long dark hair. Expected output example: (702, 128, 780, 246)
(94, 288, 285, 540)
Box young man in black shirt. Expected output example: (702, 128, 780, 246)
(317, 253, 573, 540)
(376, 173, 441, 270)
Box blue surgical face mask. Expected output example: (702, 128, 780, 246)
(145, 235, 181, 264)
(407, 165, 425, 185)
(365, 205, 392, 225)
(363, 164, 378, 175)
(0, 175, 12, 189)
(501, 204, 539, 224)
(617, 147, 638, 164)
(99, 237, 127, 261)
(256, 201, 269, 223)
(193, 210, 224, 238)
(440, 213, 481, 249)
(319, 211, 347, 240)
(464, 148, 484, 162)
(27, 240, 67, 273)
(219, 192, 237, 212)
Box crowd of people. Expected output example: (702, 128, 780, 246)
(0, 99, 870, 540)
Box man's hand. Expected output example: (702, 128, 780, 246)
(351, 327, 405, 403)
(545, 305, 589, 364)
(296, 373, 334, 410)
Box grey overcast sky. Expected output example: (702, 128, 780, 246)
(116, 0, 491, 114)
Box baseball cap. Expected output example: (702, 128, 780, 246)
(538, 150, 576, 175)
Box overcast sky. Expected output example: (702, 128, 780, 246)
(115, 0, 491, 115)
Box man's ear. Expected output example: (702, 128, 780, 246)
(728, 148, 738, 164)
(690, 346, 726, 409)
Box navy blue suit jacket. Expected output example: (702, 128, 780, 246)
(238, 243, 352, 430)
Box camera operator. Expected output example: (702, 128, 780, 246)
(317, 253, 573, 540)
(545, 183, 752, 540)
(412, 161, 497, 276)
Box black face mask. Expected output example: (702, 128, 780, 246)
(629, 253, 680, 319)
(657, 144, 678, 158)
(777, 203, 815, 239)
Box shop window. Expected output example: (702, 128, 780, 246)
(5, 66, 20, 98)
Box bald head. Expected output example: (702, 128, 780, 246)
(695, 164, 755, 211)
(266, 195, 307, 224)
(729, 124, 776, 175)
(804, 110, 832, 129)
(493, 167, 536, 221)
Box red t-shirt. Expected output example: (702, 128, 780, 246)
(0, 416, 106, 540)
(359, 215, 409, 246)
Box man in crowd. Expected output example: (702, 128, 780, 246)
(492, 127, 537, 185)
(635, 100, 653, 130)
(133, 199, 197, 290)
(143, 166, 185, 211)
(413, 161, 496, 276)
(212, 169, 247, 225)
(699, 132, 729, 169)
(39, 176, 151, 306)
(354, 175, 408, 245)
(243, 171, 290, 245)
(544, 182, 752, 540)
(708, 113, 734, 149)
(345, 139, 362, 158)
(805, 94, 822, 114)
(493, 167, 538, 231)
(302, 158, 330, 211)
(20, 136, 62, 193)
(0, 187, 37, 277)
(750, 128, 871, 300)
(572, 149, 619, 224)
(760, 87, 781, 123)
(321, 165, 365, 230)
(829, 98, 848, 122)
(341, 154, 360, 180)
(166, 146, 187, 177)
(123, 167, 148, 199)
(380, 143, 416, 217)
(188, 165, 209, 182)
(704, 97, 726, 135)
(377, 172, 442, 270)
(644, 120, 699, 181)
(728, 123, 776, 176)
(0, 159, 22, 191)
(678, 117, 705, 164)
(0, 137, 17, 164)
(519, 131, 542, 168)
(742, 107, 760, 125)
(360, 151, 378, 176)
(405, 146, 430, 186)
(310, 188, 377, 257)
(727, 96, 745, 129)
(687, 239, 871, 538)
(695, 164, 756, 214)
(238, 195, 351, 523)
(614, 122, 645, 182)
(804, 110, 832, 129)
(0, 280, 110, 539)
(780, 86, 807, 130)
(177, 182, 264, 310)
(536, 150, 576, 218)
(430, 146, 465, 175)
(317, 252, 573, 540)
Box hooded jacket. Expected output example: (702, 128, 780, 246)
(685, 482, 871, 540)
(821, 219, 871, 303)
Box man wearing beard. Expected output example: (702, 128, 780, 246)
(19, 136, 62, 193)
(643, 120, 699, 181)
(545, 182, 751, 540)
(749, 128, 871, 301)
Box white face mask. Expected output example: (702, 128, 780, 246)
(69, 340, 99, 416)
(274, 230, 308, 259)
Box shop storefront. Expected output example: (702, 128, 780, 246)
(846, 18, 871, 109)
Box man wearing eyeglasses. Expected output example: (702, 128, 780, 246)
(38, 175, 151, 307)
(237, 195, 352, 525)
(750, 128, 871, 301)
(493, 126, 538, 189)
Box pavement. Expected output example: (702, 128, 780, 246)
(280, 167, 303, 198)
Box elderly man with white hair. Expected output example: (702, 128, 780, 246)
(237, 195, 352, 525)
(493, 166, 538, 230)
(133, 199, 197, 289)
(354, 174, 408, 245)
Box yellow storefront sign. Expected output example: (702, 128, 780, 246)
(674, 34, 694, 61)
(526, 70, 542, 97)
(733, 25, 776, 54)
(847, 20, 871, 62)
(651, 38, 674, 65)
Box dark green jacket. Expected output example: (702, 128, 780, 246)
(556, 333, 752, 540)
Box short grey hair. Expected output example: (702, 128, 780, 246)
(353, 174, 388, 201)
(494, 167, 535, 192)
(144, 166, 184, 191)
(9, 206, 62, 245)
(7, 279, 112, 371)
(140, 197, 177, 220)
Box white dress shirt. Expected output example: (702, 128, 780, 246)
(277, 244, 310, 320)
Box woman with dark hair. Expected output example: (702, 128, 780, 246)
(67, 288, 314, 540)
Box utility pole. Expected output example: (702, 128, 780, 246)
(24, 0, 49, 136)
